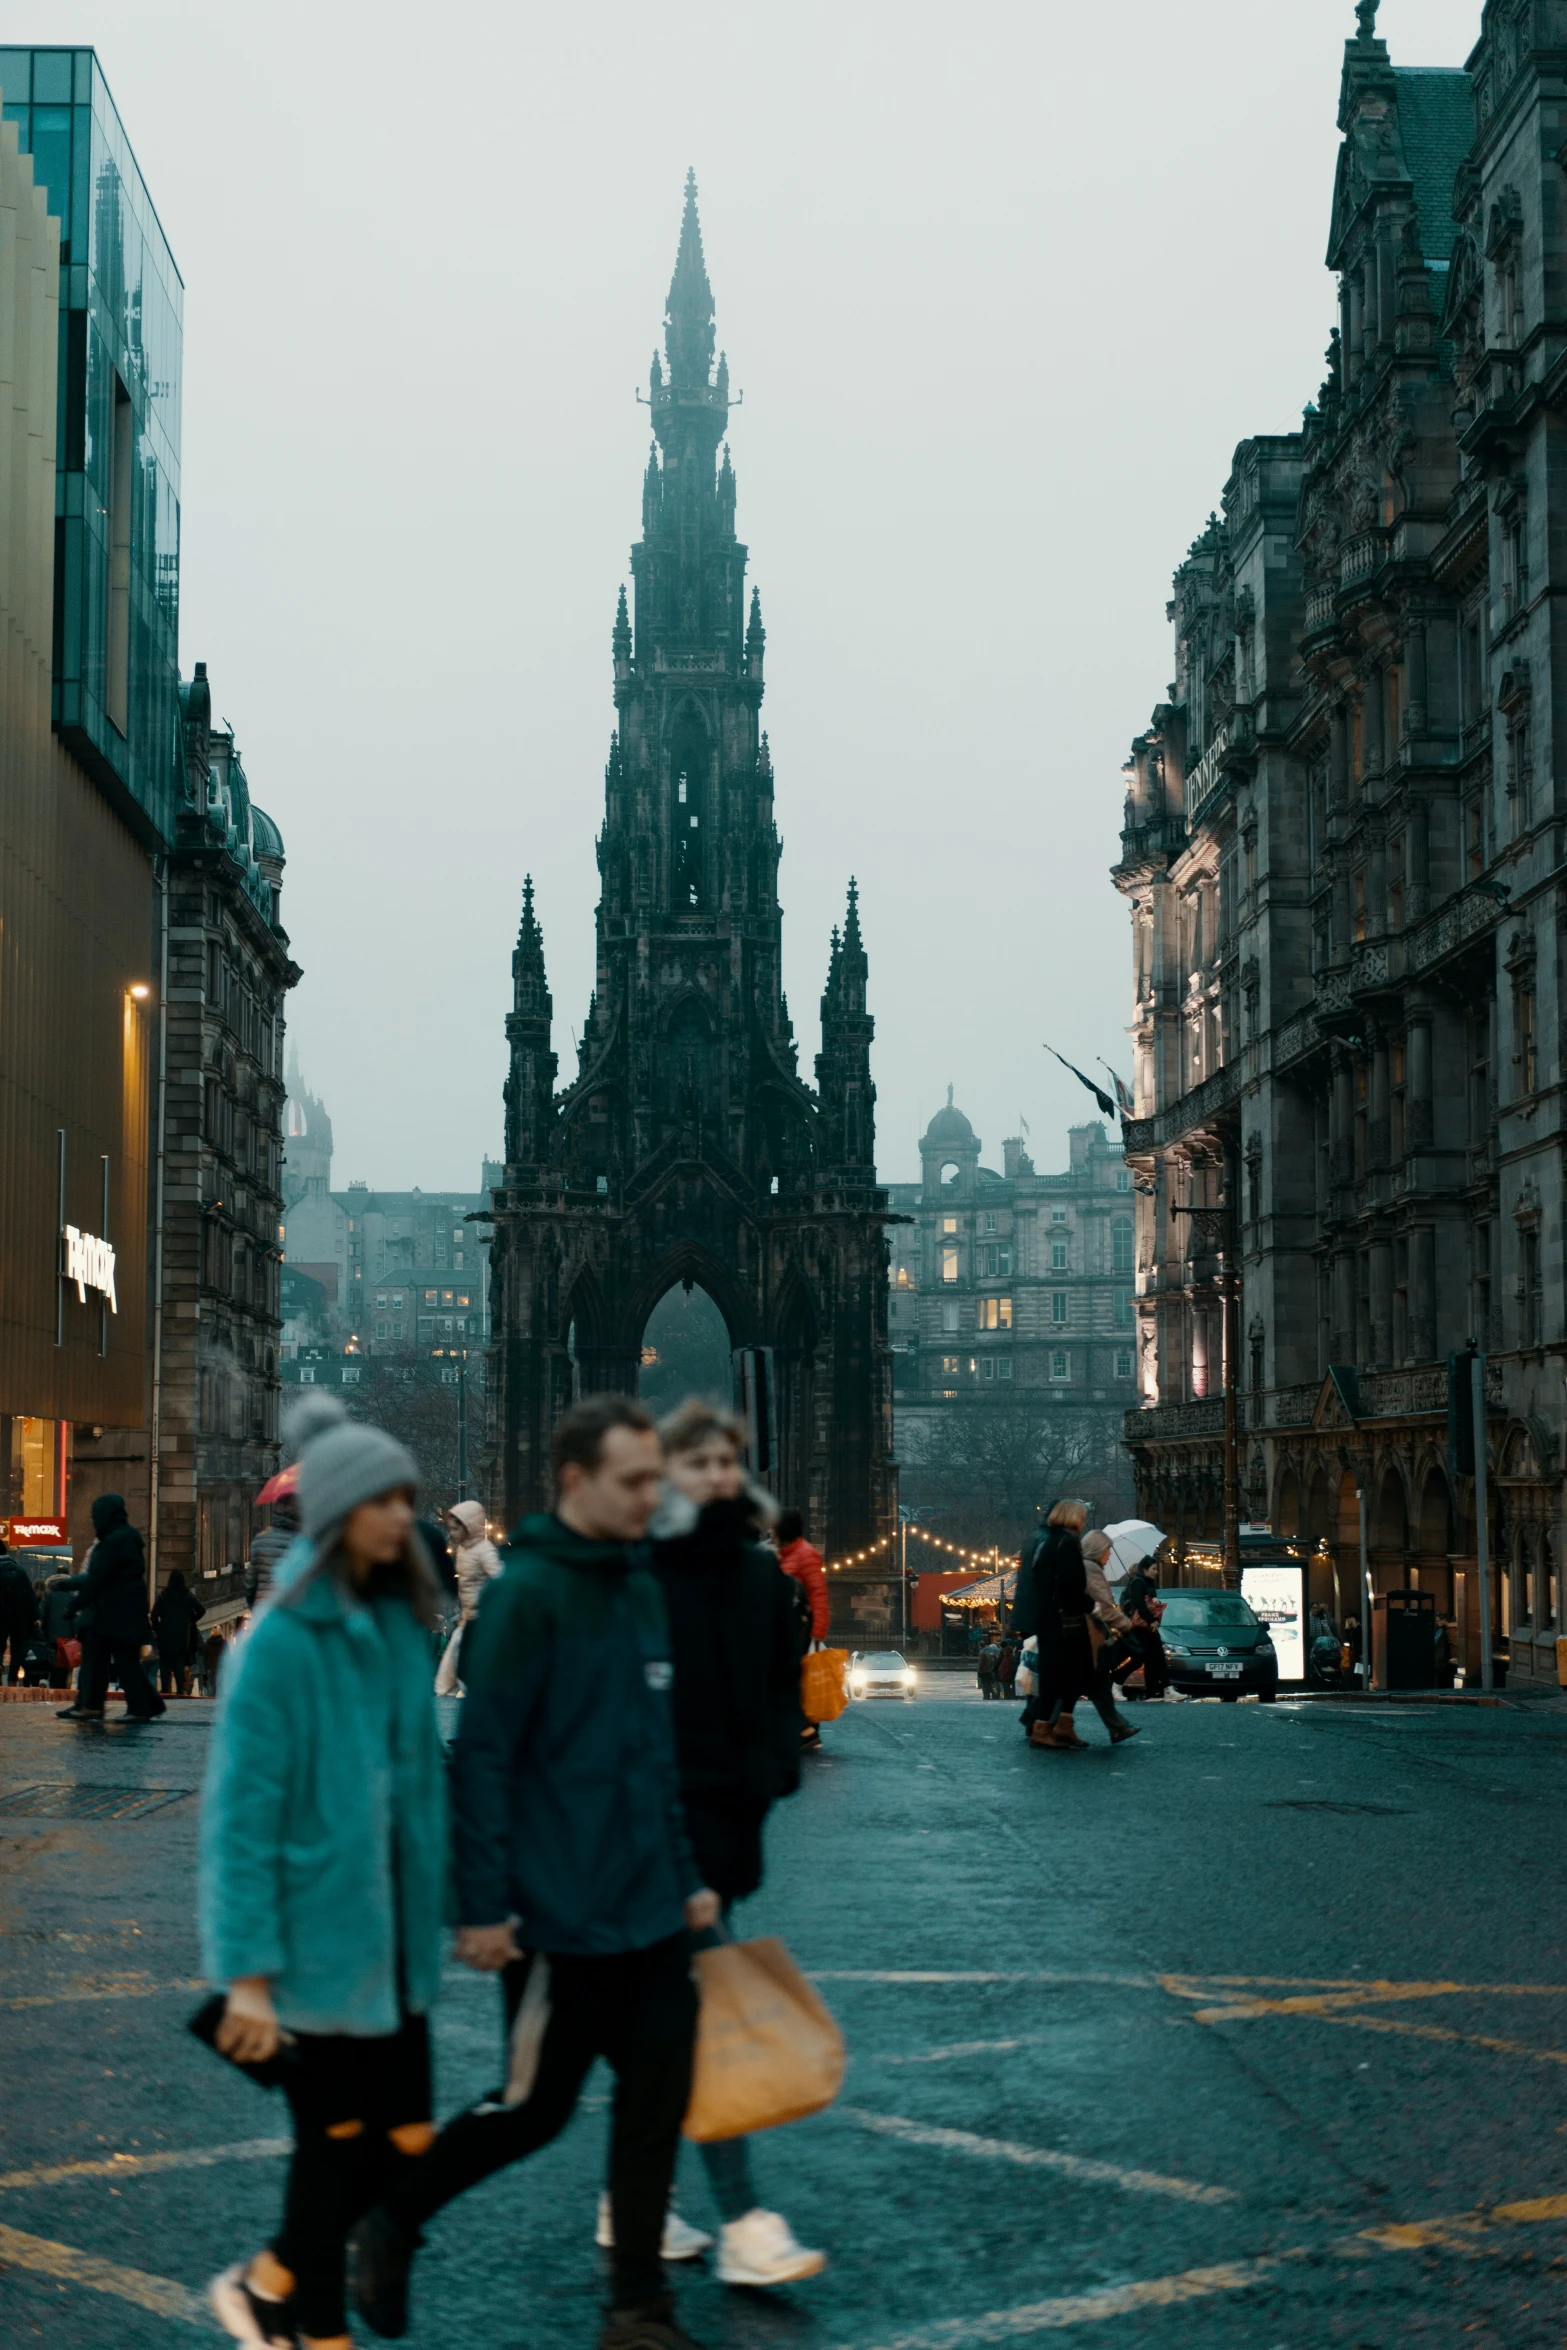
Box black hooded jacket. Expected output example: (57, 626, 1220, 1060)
(649, 1494, 803, 1900)
(82, 1497, 150, 1645)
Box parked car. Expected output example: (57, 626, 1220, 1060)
(849, 1649, 917, 1700)
(1158, 1591, 1278, 1702)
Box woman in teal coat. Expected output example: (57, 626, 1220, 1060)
(199, 1393, 448, 2350)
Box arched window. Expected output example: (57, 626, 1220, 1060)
(669, 709, 707, 908)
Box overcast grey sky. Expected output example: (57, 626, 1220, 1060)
(24, 0, 1484, 1185)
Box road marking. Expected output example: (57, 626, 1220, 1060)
(844, 2193, 1567, 2346)
(0, 2138, 288, 2192)
(810, 1970, 1156, 1987)
(840, 2255, 1289, 2344)
(0, 1976, 203, 2012)
(1162, 1973, 1567, 2068)
(879, 2034, 1052, 2065)
(839, 2109, 1236, 2204)
(0, 2220, 209, 2323)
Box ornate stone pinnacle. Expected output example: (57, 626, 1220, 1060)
(1355, 0, 1379, 42)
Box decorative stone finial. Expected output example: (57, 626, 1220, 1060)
(1355, 0, 1379, 42)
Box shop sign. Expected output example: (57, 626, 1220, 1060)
(62, 1224, 117, 1312)
(8, 1518, 68, 1545)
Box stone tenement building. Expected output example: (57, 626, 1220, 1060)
(1116, 0, 1567, 1681)
(488, 176, 895, 1601)
(884, 1097, 1138, 1426)
(144, 665, 297, 1613)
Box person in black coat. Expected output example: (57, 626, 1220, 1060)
(1013, 1498, 1101, 1750)
(39, 1573, 85, 1688)
(0, 1546, 39, 1683)
(59, 1495, 164, 1721)
(150, 1568, 204, 1696)
(638, 1399, 824, 2290)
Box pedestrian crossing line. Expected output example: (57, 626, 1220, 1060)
(838, 2109, 1237, 2204)
(0, 2137, 288, 2193)
(0, 2219, 209, 2323)
(0, 1974, 204, 2011)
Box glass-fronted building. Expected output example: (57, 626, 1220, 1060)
(0, 46, 182, 846)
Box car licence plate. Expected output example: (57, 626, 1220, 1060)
(1208, 1662, 1242, 1678)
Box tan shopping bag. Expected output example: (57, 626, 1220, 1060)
(801, 1646, 848, 1723)
(683, 1937, 846, 2142)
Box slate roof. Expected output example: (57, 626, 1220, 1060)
(1395, 68, 1472, 264)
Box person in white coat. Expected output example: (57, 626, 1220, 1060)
(434, 1500, 502, 1695)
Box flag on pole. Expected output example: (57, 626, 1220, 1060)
(1042, 1043, 1117, 1120)
(1098, 1058, 1135, 1114)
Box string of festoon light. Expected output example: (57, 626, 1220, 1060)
(824, 1529, 1010, 1572)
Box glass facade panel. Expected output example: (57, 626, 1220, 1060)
(7, 48, 183, 847)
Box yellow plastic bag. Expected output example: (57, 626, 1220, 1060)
(683, 1936, 846, 2141)
(801, 1646, 848, 1723)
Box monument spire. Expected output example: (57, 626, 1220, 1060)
(664, 168, 715, 391)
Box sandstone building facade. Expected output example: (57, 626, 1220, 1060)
(1116, 0, 1567, 1680)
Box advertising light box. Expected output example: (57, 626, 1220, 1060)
(1241, 1562, 1307, 1683)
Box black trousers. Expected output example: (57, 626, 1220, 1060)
(277, 2012, 432, 2340)
(394, 1931, 697, 2311)
(0, 1627, 30, 1683)
(82, 1637, 163, 1716)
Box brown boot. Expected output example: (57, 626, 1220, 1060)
(1028, 1719, 1057, 1748)
(1052, 1714, 1088, 1749)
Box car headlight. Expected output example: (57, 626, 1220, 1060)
(850, 1675, 865, 1692)
(1257, 1635, 1275, 1651)
(902, 1669, 916, 1686)
(1165, 1642, 1190, 1656)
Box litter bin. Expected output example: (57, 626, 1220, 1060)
(1377, 1588, 1437, 1691)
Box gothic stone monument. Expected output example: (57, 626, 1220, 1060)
(487, 175, 896, 1613)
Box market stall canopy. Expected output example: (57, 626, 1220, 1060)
(939, 1568, 1017, 1612)
(1102, 1520, 1165, 1578)
(255, 1461, 300, 1507)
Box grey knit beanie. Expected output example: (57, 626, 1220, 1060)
(282, 1392, 418, 1541)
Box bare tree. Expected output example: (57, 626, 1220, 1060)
(900, 1401, 1132, 1551)
(354, 1354, 487, 1520)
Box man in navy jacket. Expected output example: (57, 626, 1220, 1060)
(352, 1395, 718, 2350)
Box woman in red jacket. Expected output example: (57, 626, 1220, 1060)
(776, 1510, 830, 1747)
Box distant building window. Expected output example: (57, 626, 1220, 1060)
(1115, 1291, 1134, 1326)
(940, 1355, 961, 1375)
(375, 1320, 387, 1338)
(1052, 1237, 1068, 1270)
(1112, 1217, 1134, 1273)
(439, 1368, 459, 1387)
(984, 1211, 997, 1233)
(393, 1321, 403, 1338)
(375, 1291, 388, 1307)
(452, 1228, 464, 1243)
(998, 1357, 1012, 1382)
(392, 1292, 404, 1307)
(299, 1366, 316, 1384)
(342, 1367, 360, 1385)
(1050, 1350, 1069, 1381)
(941, 1248, 959, 1283)
(894, 1266, 913, 1288)
(442, 1289, 455, 1305)
(1052, 1207, 1068, 1223)
(941, 1300, 960, 1333)
(1116, 1168, 1131, 1192)
(456, 1293, 471, 1308)
(424, 1288, 437, 1304)
(941, 1215, 958, 1235)
(1114, 1347, 1134, 1379)
(1051, 1291, 1067, 1325)
(998, 1248, 1012, 1276)
(982, 1357, 995, 1381)
(978, 1297, 1012, 1330)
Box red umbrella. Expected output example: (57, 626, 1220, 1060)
(256, 1461, 300, 1507)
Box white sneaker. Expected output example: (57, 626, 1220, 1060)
(208, 2263, 296, 2348)
(595, 2190, 714, 2261)
(716, 2207, 827, 2286)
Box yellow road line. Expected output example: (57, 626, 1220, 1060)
(810, 1970, 1156, 1987)
(0, 1976, 203, 2012)
(0, 2220, 209, 2323)
(879, 2035, 1052, 2066)
(0, 2138, 288, 2192)
(839, 2109, 1236, 2204)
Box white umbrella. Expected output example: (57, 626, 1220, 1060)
(1102, 1520, 1165, 1579)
